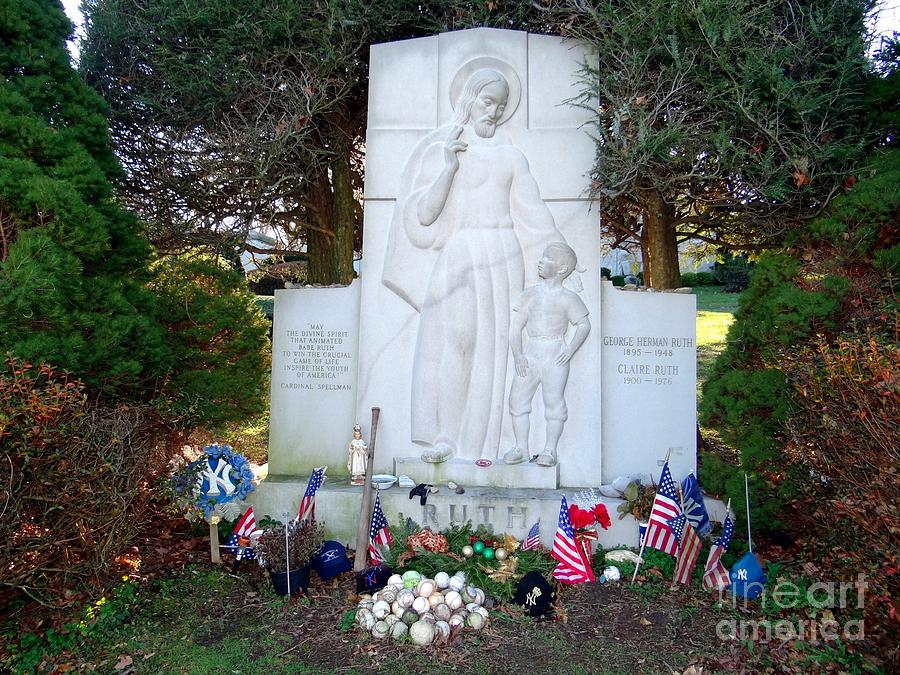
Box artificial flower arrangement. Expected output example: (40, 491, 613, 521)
(170, 443, 255, 522)
(570, 502, 612, 533)
(568, 502, 612, 581)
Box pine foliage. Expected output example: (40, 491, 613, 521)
(0, 0, 172, 394)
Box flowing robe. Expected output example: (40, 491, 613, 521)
(382, 125, 562, 459)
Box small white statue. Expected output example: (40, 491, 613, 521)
(347, 424, 368, 485)
(504, 242, 591, 467)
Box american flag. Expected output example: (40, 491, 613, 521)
(702, 514, 735, 591)
(667, 513, 702, 585)
(224, 506, 257, 561)
(297, 467, 325, 523)
(368, 494, 392, 564)
(551, 496, 595, 584)
(643, 461, 680, 556)
(521, 521, 541, 551)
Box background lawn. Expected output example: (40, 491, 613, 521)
(695, 287, 741, 398)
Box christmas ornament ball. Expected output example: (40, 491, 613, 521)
(461, 544, 474, 558)
(495, 547, 508, 561)
(472, 541, 486, 554)
(482, 547, 495, 560)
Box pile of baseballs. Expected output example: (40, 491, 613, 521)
(355, 570, 490, 645)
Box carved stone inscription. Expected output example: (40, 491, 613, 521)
(418, 502, 530, 535)
(279, 323, 353, 391)
(603, 334, 694, 388)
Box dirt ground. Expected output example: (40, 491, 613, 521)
(2, 520, 849, 674)
(103, 545, 742, 675)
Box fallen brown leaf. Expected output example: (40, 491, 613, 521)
(114, 654, 133, 671)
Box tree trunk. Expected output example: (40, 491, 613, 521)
(641, 190, 681, 289)
(640, 232, 652, 287)
(330, 140, 356, 285)
(306, 170, 335, 284)
(305, 137, 356, 285)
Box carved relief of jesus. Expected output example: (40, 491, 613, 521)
(382, 60, 565, 463)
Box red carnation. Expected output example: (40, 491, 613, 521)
(591, 503, 612, 530)
(568, 504, 596, 530)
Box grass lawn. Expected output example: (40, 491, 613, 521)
(4, 543, 871, 675)
(1, 552, 741, 675)
(694, 286, 742, 395)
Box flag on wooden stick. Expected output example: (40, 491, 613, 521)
(297, 467, 326, 523)
(551, 496, 594, 584)
(667, 513, 703, 585)
(368, 493, 392, 564)
(702, 514, 735, 591)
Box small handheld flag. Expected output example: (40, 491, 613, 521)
(224, 506, 257, 570)
(368, 494, 392, 564)
(667, 513, 702, 585)
(297, 467, 325, 523)
(521, 521, 541, 551)
(680, 473, 712, 536)
(644, 461, 680, 556)
(702, 512, 734, 591)
(551, 496, 594, 584)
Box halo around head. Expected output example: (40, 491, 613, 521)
(450, 57, 522, 126)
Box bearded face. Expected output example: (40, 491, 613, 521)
(467, 80, 508, 138)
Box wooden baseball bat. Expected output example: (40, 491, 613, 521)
(353, 407, 380, 571)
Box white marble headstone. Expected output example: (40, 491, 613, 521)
(268, 282, 361, 475)
(599, 282, 697, 483)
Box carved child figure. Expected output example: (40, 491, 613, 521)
(503, 243, 591, 467)
(347, 424, 367, 485)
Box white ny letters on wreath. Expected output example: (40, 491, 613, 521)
(201, 459, 236, 497)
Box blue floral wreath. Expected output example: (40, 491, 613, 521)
(172, 443, 255, 519)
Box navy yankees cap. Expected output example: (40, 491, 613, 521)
(313, 541, 352, 581)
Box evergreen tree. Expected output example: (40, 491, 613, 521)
(0, 0, 172, 393)
(557, 0, 874, 287)
(78, 1, 555, 284)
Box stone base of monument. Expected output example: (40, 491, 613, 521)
(393, 457, 559, 490)
(251, 475, 643, 549)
